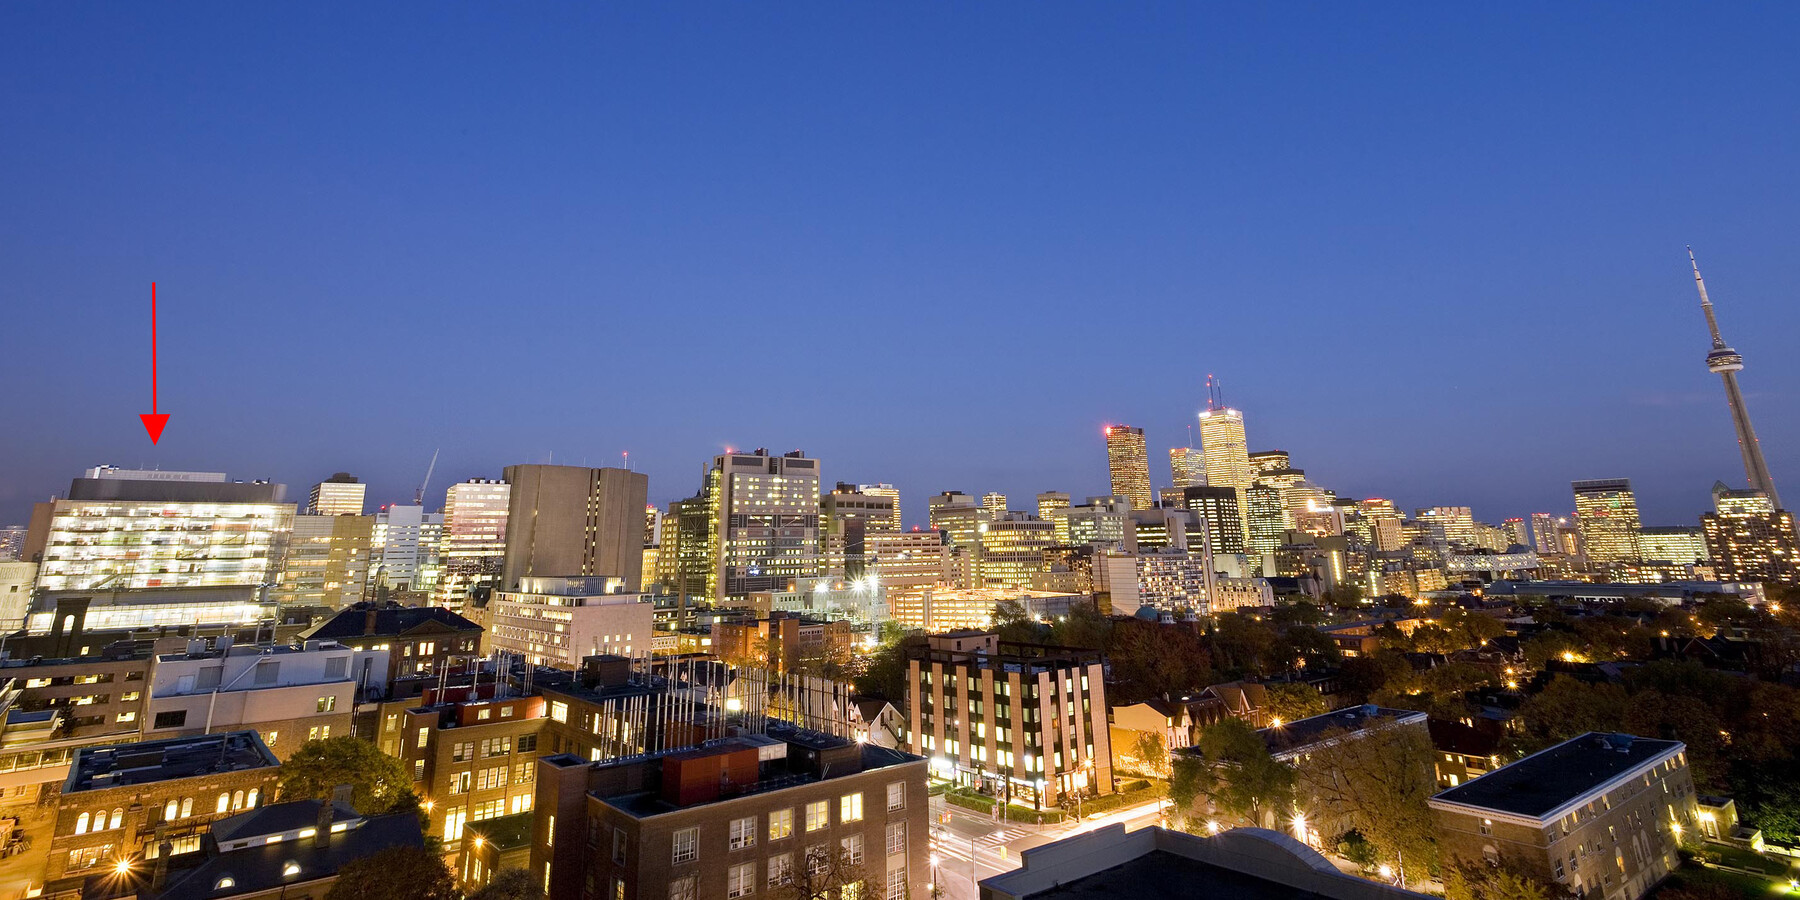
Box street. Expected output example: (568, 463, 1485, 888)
(925, 794, 1170, 900)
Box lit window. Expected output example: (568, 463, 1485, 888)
(840, 793, 863, 823)
(805, 800, 829, 832)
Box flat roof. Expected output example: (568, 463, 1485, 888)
(1431, 733, 1682, 820)
(67, 731, 278, 793)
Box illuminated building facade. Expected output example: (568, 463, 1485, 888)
(1169, 447, 1206, 490)
(927, 491, 987, 549)
(866, 530, 950, 605)
(438, 479, 510, 609)
(1248, 449, 1290, 476)
(488, 576, 654, 669)
(34, 468, 294, 593)
(1639, 526, 1710, 564)
(1065, 496, 1130, 550)
(1105, 425, 1153, 510)
(856, 483, 903, 531)
(371, 504, 444, 597)
(1572, 479, 1643, 565)
(1197, 407, 1254, 541)
(1036, 491, 1071, 543)
(1180, 485, 1246, 555)
(823, 483, 900, 578)
(307, 473, 366, 516)
(976, 514, 1055, 590)
(1701, 482, 1799, 584)
(272, 513, 373, 609)
(710, 449, 823, 600)
(1244, 484, 1287, 557)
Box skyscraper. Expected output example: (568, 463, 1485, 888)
(370, 503, 443, 596)
(708, 449, 822, 600)
(1572, 479, 1643, 565)
(1181, 485, 1247, 556)
(501, 464, 649, 592)
(1689, 249, 1782, 510)
(1197, 407, 1254, 542)
(1037, 491, 1072, 543)
(1169, 447, 1206, 490)
(437, 478, 511, 608)
(1105, 426, 1153, 510)
(1701, 481, 1799, 584)
(272, 513, 373, 609)
(982, 491, 1009, 516)
(307, 473, 366, 516)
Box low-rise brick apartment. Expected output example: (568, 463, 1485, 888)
(375, 690, 547, 849)
(533, 725, 929, 900)
(1429, 732, 1699, 900)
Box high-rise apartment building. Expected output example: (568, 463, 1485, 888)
(33, 468, 294, 593)
(1104, 425, 1153, 510)
(856, 484, 903, 532)
(438, 479, 511, 608)
(1572, 479, 1643, 565)
(272, 514, 373, 609)
(1530, 513, 1562, 555)
(501, 464, 648, 592)
(1501, 518, 1531, 550)
(905, 632, 1110, 809)
(307, 473, 367, 516)
(370, 504, 444, 597)
(1197, 408, 1254, 542)
(1701, 482, 1799, 584)
(709, 450, 823, 600)
(1169, 447, 1206, 491)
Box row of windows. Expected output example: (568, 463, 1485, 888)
(663, 862, 907, 900)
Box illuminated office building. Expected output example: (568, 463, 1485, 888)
(928, 491, 987, 548)
(307, 473, 366, 516)
(976, 514, 1056, 590)
(1248, 450, 1290, 476)
(1036, 491, 1071, 543)
(272, 513, 373, 609)
(983, 491, 1009, 516)
(1244, 484, 1288, 557)
(1414, 507, 1477, 548)
(856, 483, 903, 531)
(1501, 518, 1531, 550)
(1701, 482, 1798, 584)
(1181, 486, 1246, 555)
(438, 479, 511, 609)
(1065, 496, 1130, 550)
(488, 575, 655, 669)
(0, 526, 25, 562)
(1359, 499, 1404, 551)
(371, 504, 443, 597)
(1105, 425, 1154, 510)
(1572, 479, 1643, 565)
(823, 483, 898, 578)
(1639, 526, 1710, 564)
(867, 530, 951, 601)
(33, 467, 294, 592)
(708, 449, 823, 600)
(1127, 508, 1188, 553)
(1197, 407, 1254, 541)
(1169, 447, 1206, 490)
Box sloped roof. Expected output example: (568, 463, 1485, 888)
(298, 604, 481, 640)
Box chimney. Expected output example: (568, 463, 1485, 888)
(317, 784, 352, 847)
(363, 608, 379, 636)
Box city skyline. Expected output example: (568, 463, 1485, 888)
(4, 5, 1798, 530)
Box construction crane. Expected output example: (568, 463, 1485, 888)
(413, 448, 439, 507)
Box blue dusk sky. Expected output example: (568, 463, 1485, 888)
(3, 3, 1798, 528)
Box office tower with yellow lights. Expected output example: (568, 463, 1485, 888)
(1169, 447, 1206, 491)
(976, 514, 1057, 590)
(982, 491, 1009, 516)
(1572, 479, 1644, 565)
(1180, 485, 1246, 555)
(1359, 499, 1404, 551)
(1037, 491, 1071, 543)
(1702, 481, 1798, 583)
(708, 449, 823, 600)
(1248, 450, 1290, 476)
(273, 513, 373, 609)
(1104, 426, 1153, 510)
(823, 483, 898, 578)
(307, 472, 367, 516)
(371, 503, 443, 597)
(1501, 518, 1531, 550)
(928, 492, 986, 549)
(856, 483, 903, 532)
(1639, 526, 1710, 564)
(437, 478, 511, 609)
(1066, 496, 1131, 550)
(1197, 407, 1254, 541)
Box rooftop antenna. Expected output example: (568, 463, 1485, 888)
(622, 450, 630, 471)
(413, 449, 439, 507)
(1205, 374, 1224, 411)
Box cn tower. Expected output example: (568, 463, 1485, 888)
(1688, 247, 1782, 509)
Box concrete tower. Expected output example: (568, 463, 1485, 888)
(1690, 248, 1781, 509)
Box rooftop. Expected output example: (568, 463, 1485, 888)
(1258, 705, 1427, 758)
(465, 811, 535, 851)
(298, 603, 481, 641)
(152, 810, 423, 899)
(67, 731, 279, 793)
(1430, 732, 1684, 820)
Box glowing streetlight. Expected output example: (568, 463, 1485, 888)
(114, 860, 133, 876)
(1206, 820, 1221, 835)
(1378, 864, 1394, 880)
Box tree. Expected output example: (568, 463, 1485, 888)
(1107, 618, 1213, 704)
(1187, 718, 1295, 828)
(992, 600, 1044, 644)
(1443, 860, 1556, 900)
(1131, 731, 1170, 777)
(325, 845, 459, 900)
(852, 633, 924, 701)
(770, 843, 866, 900)
(1291, 723, 1439, 877)
(279, 736, 416, 817)
(468, 868, 537, 900)
(1511, 676, 1626, 755)
(1264, 683, 1326, 723)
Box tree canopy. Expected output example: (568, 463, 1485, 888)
(278, 735, 416, 816)
(324, 845, 459, 900)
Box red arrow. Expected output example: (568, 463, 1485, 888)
(139, 282, 170, 443)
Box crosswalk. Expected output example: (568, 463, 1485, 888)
(931, 825, 1034, 868)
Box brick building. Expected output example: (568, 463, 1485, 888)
(1429, 733, 1698, 900)
(532, 726, 929, 900)
(297, 602, 482, 701)
(47, 731, 281, 889)
(374, 692, 547, 849)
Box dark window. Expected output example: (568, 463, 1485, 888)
(153, 710, 187, 729)
(517, 734, 537, 753)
